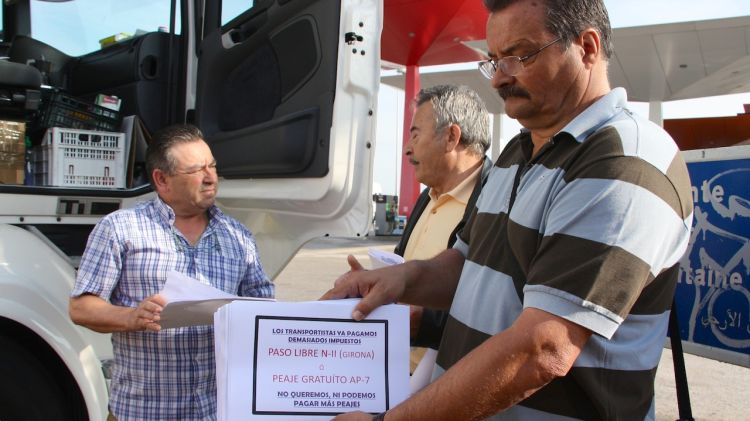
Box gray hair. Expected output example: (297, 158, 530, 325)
(415, 84, 490, 156)
(482, 0, 613, 59)
(145, 124, 205, 186)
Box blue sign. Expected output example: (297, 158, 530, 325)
(677, 153, 750, 362)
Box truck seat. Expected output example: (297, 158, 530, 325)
(0, 59, 42, 88)
(0, 59, 42, 119)
(8, 35, 72, 88)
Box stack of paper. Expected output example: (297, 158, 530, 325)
(215, 299, 410, 420)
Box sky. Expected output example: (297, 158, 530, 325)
(373, 0, 750, 196)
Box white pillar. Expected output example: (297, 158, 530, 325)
(649, 100, 663, 127)
(491, 113, 503, 161)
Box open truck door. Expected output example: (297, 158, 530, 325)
(194, 0, 382, 277)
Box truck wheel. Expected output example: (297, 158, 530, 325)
(0, 335, 75, 421)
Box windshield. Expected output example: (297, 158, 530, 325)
(30, 0, 180, 56)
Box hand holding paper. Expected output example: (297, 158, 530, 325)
(159, 270, 274, 329)
(367, 249, 434, 394)
(323, 253, 409, 322)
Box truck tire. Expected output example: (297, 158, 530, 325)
(0, 335, 77, 421)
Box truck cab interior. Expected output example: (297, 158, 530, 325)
(1, 1, 182, 193)
(7, 31, 179, 138)
(0, 0, 363, 191)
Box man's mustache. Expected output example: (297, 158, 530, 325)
(497, 85, 531, 101)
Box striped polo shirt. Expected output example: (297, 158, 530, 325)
(435, 88, 694, 420)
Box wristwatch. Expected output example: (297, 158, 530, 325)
(372, 412, 386, 421)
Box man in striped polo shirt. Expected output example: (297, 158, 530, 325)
(326, 0, 693, 420)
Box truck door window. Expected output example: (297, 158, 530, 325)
(222, 0, 255, 26)
(29, 0, 180, 56)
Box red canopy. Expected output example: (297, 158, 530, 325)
(383, 0, 489, 66)
(383, 0, 491, 217)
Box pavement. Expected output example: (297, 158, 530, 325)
(274, 236, 750, 421)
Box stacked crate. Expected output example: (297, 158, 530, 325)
(32, 91, 124, 188)
(33, 127, 125, 188)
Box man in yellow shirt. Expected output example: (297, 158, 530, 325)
(392, 84, 492, 381)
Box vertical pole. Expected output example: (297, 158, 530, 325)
(649, 100, 664, 126)
(398, 65, 421, 219)
(669, 298, 694, 421)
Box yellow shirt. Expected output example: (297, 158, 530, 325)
(403, 165, 482, 261)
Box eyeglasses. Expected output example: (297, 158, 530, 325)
(478, 37, 562, 79)
(173, 160, 217, 176)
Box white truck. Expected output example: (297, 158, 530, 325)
(0, 0, 382, 419)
